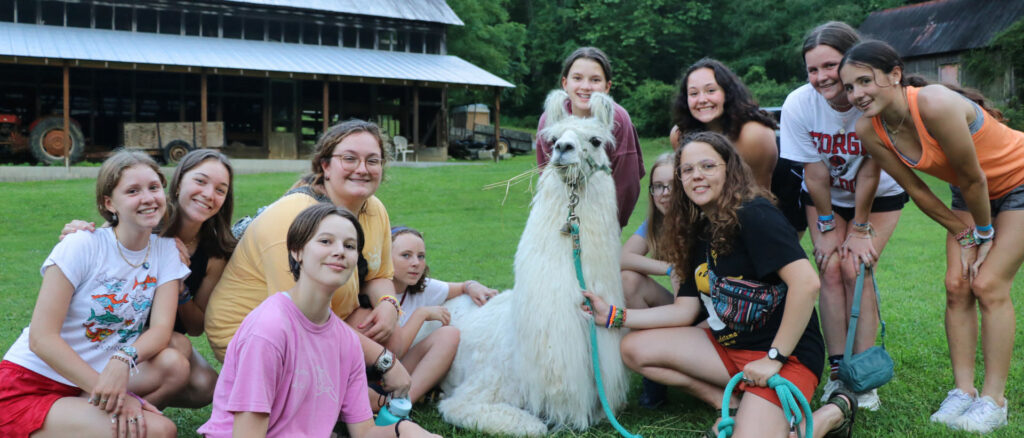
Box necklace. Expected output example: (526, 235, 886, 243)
(114, 229, 151, 269)
(882, 89, 909, 136)
(827, 97, 856, 135)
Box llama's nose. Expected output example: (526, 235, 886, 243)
(553, 141, 574, 154)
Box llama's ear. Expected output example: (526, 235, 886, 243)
(589, 92, 615, 129)
(544, 89, 570, 125)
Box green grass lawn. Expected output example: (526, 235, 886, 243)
(1, 137, 1021, 437)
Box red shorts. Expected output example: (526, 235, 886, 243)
(0, 360, 82, 438)
(704, 329, 819, 408)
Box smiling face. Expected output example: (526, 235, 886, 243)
(561, 58, 611, 117)
(105, 164, 167, 232)
(686, 68, 725, 128)
(392, 232, 426, 288)
(805, 45, 848, 105)
(840, 62, 902, 118)
(321, 131, 384, 207)
(678, 141, 726, 208)
(649, 163, 673, 214)
(176, 159, 230, 226)
(292, 214, 359, 289)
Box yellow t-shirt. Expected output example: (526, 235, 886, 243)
(204, 192, 393, 361)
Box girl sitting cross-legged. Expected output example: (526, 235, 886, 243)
(198, 203, 440, 437)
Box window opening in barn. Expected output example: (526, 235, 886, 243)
(302, 22, 319, 44)
(940, 63, 960, 86)
(184, 11, 200, 35)
(223, 15, 241, 38)
(426, 33, 440, 54)
(40, 0, 61, 26)
(359, 27, 375, 49)
(396, 30, 408, 51)
(267, 20, 282, 41)
(94, 4, 113, 29)
(113, 5, 131, 30)
(136, 8, 157, 33)
(200, 13, 217, 37)
(244, 17, 263, 40)
(15, 0, 34, 23)
(410, 32, 424, 53)
(321, 24, 338, 46)
(0, 0, 14, 22)
(284, 20, 299, 43)
(378, 29, 396, 51)
(159, 9, 181, 35)
(342, 26, 357, 48)
(67, 2, 90, 28)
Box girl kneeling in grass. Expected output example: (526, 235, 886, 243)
(0, 150, 191, 438)
(198, 204, 439, 437)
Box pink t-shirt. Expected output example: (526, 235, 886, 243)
(198, 292, 371, 437)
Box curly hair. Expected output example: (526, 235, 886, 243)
(672, 58, 777, 141)
(391, 226, 430, 295)
(660, 131, 773, 282)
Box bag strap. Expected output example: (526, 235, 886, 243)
(843, 264, 886, 361)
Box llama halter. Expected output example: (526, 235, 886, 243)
(562, 179, 642, 438)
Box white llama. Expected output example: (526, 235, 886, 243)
(438, 90, 629, 436)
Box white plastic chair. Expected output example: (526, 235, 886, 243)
(393, 135, 415, 162)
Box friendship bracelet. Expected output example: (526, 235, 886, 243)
(111, 352, 140, 376)
(605, 305, 617, 329)
(666, 265, 674, 277)
(611, 308, 626, 328)
(851, 221, 875, 237)
(377, 295, 403, 316)
(178, 290, 194, 305)
(955, 226, 978, 248)
(816, 217, 836, 233)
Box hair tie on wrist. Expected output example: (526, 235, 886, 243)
(818, 214, 834, 221)
(975, 223, 993, 233)
(666, 265, 673, 277)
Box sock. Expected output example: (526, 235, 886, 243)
(828, 355, 842, 380)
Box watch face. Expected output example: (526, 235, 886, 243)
(769, 349, 779, 359)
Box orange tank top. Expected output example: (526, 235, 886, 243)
(870, 86, 1024, 199)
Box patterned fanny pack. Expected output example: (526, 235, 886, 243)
(707, 248, 787, 332)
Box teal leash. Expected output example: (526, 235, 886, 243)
(564, 186, 641, 438)
(716, 373, 813, 438)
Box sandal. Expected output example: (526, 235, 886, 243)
(823, 388, 858, 438)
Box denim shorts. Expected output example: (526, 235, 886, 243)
(950, 183, 1024, 214)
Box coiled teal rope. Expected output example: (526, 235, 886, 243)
(716, 372, 813, 438)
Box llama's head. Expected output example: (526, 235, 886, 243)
(539, 90, 616, 184)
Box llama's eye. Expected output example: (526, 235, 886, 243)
(589, 137, 602, 147)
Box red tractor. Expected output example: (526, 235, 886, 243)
(0, 114, 85, 165)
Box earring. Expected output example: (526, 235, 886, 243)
(112, 213, 117, 222)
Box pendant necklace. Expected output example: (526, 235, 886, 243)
(829, 99, 855, 135)
(114, 228, 151, 269)
(881, 89, 909, 147)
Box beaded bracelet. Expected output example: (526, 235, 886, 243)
(111, 352, 140, 376)
(955, 226, 978, 248)
(377, 295, 403, 316)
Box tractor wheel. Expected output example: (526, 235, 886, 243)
(162, 140, 194, 164)
(496, 137, 510, 156)
(29, 118, 85, 165)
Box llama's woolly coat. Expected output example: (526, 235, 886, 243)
(438, 90, 629, 436)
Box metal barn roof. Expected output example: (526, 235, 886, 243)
(0, 22, 512, 88)
(858, 0, 1024, 58)
(223, 0, 464, 25)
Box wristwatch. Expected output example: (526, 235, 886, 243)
(767, 347, 788, 364)
(119, 345, 138, 361)
(375, 348, 395, 375)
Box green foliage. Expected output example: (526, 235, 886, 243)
(742, 66, 803, 107)
(446, 0, 529, 107)
(618, 79, 676, 136)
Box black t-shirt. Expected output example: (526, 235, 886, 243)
(174, 246, 209, 334)
(677, 197, 824, 377)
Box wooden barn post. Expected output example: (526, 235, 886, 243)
(63, 64, 70, 169)
(493, 87, 501, 162)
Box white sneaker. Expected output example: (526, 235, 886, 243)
(952, 396, 1008, 433)
(820, 378, 844, 403)
(855, 388, 881, 411)
(930, 388, 976, 426)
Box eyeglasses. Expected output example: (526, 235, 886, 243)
(650, 183, 671, 195)
(680, 160, 725, 181)
(332, 154, 383, 171)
